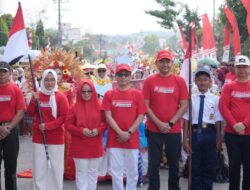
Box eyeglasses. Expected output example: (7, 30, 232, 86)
(85, 71, 94, 76)
(82, 90, 92, 94)
(116, 73, 131, 78)
(98, 69, 106, 73)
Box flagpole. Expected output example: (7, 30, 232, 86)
(188, 25, 193, 190)
(28, 55, 51, 168)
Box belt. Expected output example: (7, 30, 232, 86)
(192, 123, 215, 132)
(0, 122, 10, 126)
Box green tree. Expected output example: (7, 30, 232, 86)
(145, 0, 177, 29)
(0, 14, 13, 31)
(142, 35, 160, 56)
(217, 0, 250, 56)
(35, 19, 45, 49)
(0, 17, 9, 46)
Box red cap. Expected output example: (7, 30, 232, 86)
(115, 64, 132, 74)
(156, 50, 173, 61)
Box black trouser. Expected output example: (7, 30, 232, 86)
(147, 130, 181, 190)
(0, 127, 19, 190)
(225, 132, 250, 190)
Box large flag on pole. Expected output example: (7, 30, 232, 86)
(222, 24, 231, 63)
(2, 2, 29, 65)
(201, 13, 216, 59)
(224, 5, 241, 56)
(241, 0, 250, 36)
(180, 23, 195, 87)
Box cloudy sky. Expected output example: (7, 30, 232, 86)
(0, 0, 224, 35)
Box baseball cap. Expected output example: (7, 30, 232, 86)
(156, 50, 173, 61)
(0, 61, 11, 72)
(115, 64, 132, 74)
(235, 55, 250, 66)
(195, 67, 211, 78)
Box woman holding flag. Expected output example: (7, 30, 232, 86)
(27, 69, 69, 190)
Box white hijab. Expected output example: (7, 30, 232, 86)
(40, 69, 58, 118)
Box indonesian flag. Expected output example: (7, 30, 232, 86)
(222, 24, 231, 63)
(241, 0, 250, 36)
(178, 25, 188, 50)
(180, 24, 195, 88)
(224, 5, 241, 56)
(46, 36, 51, 52)
(201, 13, 216, 59)
(2, 2, 29, 65)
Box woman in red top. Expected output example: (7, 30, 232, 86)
(27, 69, 69, 190)
(65, 79, 106, 190)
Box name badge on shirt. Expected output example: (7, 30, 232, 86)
(0, 95, 11, 102)
(40, 102, 51, 108)
(209, 106, 215, 120)
(112, 100, 132, 108)
(154, 86, 174, 94)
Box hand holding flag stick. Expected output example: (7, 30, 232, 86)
(28, 55, 51, 169)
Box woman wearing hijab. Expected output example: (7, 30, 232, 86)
(65, 79, 106, 190)
(27, 69, 69, 190)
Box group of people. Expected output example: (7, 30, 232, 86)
(0, 49, 250, 190)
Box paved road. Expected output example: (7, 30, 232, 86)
(4, 136, 229, 190)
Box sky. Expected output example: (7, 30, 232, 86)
(0, 0, 225, 35)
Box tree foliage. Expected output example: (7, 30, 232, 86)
(142, 35, 160, 56)
(145, 0, 177, 29)
(217, 0, 249, 56)
(0, 14, 13, 31)
(0, 17, 9, 46)
(35, 19, 45, 49)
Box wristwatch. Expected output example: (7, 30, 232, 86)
(168, 121, 174, 127)
(128, 130, 132, 135)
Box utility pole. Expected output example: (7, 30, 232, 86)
(53, 0, 69, 47)
(213, 0, 215, 32)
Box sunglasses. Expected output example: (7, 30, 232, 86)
(82, 90, 92, 94)
(85, 71, 94, 76)
(116, 73, 131, 77)
(98, 69, 106, 73)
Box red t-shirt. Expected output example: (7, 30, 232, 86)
(143, 74, 189, 133)
(219, 80, 250, 135)
(27, 92, 69, 144)
(224, 72, 237, 84)
(102, 88, 147, 149)
(0, 82, 26, 122)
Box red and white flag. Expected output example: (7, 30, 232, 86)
(28, 29, 33, 49)
(46, 36, 51, 52)
(2, 2, 29, 65)
(224, 5, 241, 56)
(201, 13, 216, 59)
(180, 24, 196, 88)
(222, 24, 231, 62)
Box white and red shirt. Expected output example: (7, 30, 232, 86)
(0, 82, 26, 122)
(27, 92, 69, 144)
(219, 80, 250, 135)
(102, 88, 147, 149)
(143, 73, 189, 133)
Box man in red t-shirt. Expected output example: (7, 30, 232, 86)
(224, 58, 237, 85)
(219, 55, 250, 190)
(102, 64, 147, 190)
(142, 50, 189, 190)
(0, 61, 26, 190)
